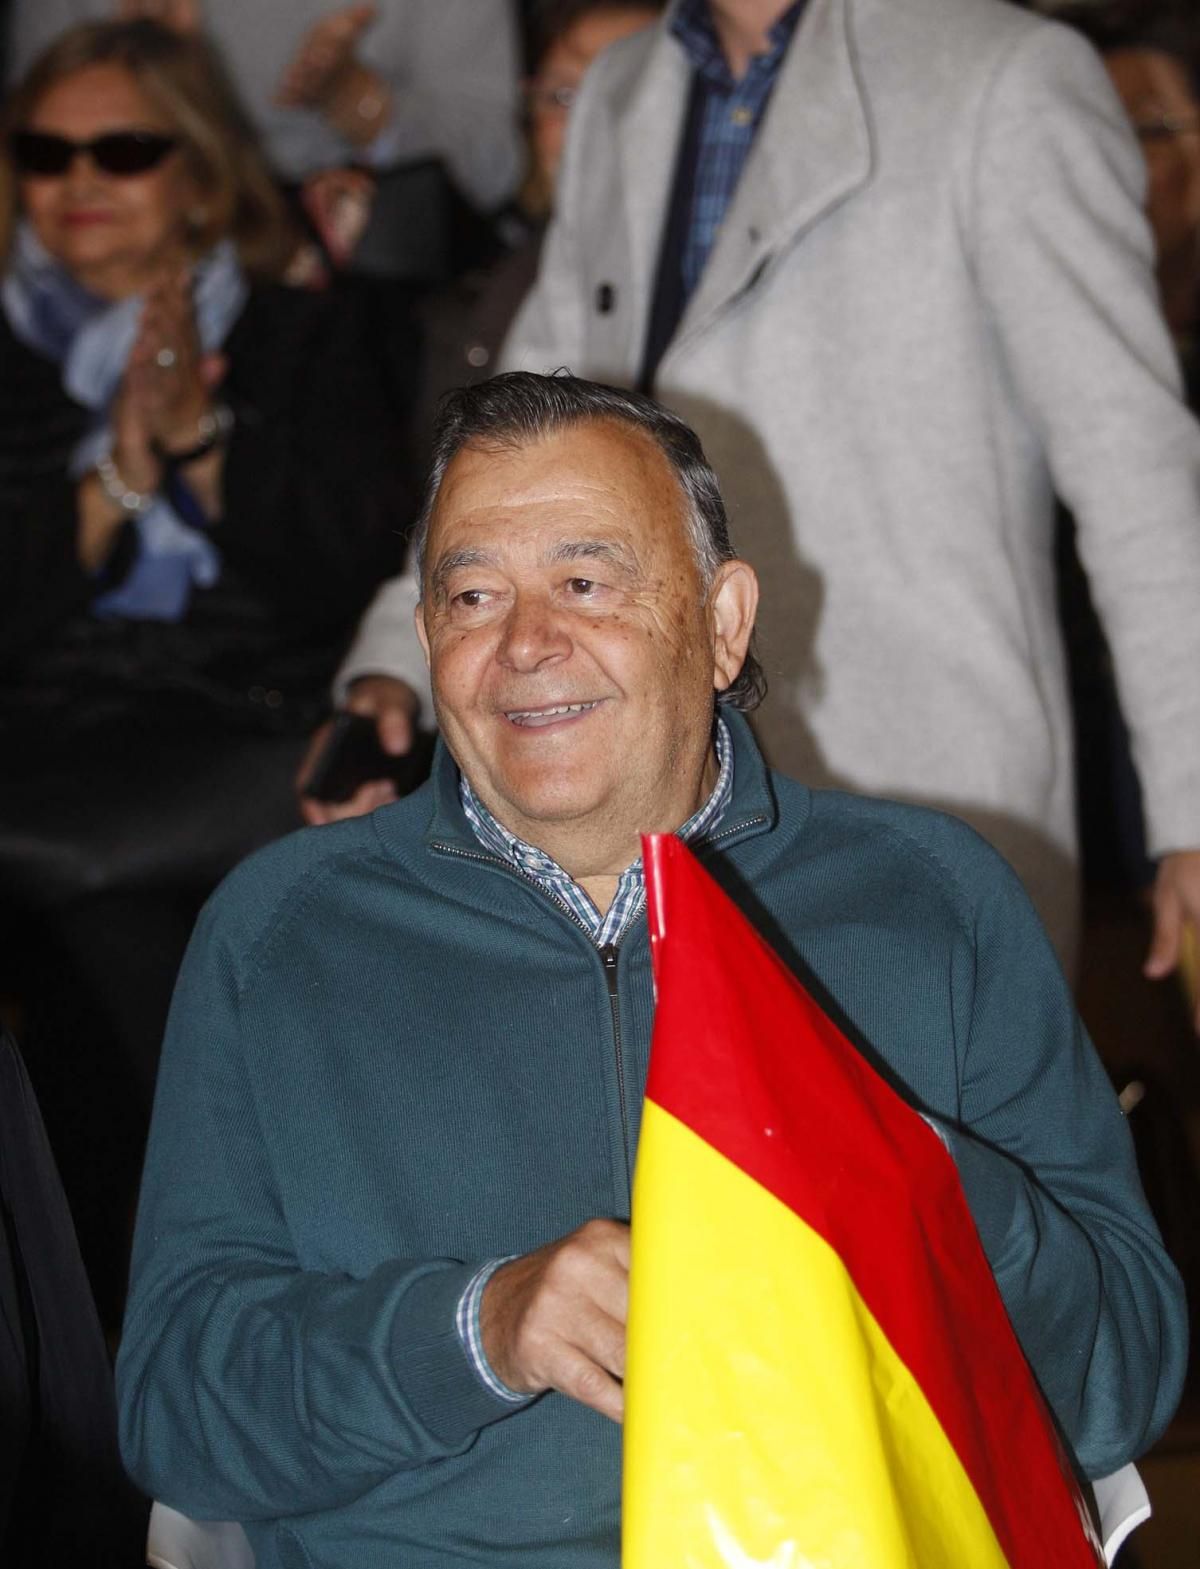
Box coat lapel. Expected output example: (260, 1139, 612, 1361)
(668, 0, 873, 359)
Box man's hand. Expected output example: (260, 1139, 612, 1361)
(1144, 848, 1200, 1032)
(480, 1219, 630, 1423)
(301, 167, 375, 269)
(297, 675, 419, 826)
(275, 4, 375, 106)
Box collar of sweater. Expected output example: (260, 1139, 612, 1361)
(414, 704, 781, 865)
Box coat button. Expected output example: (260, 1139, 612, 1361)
(595, 282, 616, 314)
(466, 343, 490, 368)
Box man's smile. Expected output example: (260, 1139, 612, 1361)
(502, 699, 605, 728)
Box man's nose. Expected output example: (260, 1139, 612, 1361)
(496, 592, 572, 671)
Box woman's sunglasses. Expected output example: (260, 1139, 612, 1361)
(9, 129, 179, 178)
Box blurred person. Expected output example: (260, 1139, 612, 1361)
(0, 18, 411, 1325)
(1109, 46, 1200, 355)
(296, 0, 662, 825)
(8, 0, 524, 280)
(488, 0, 1200, 1004)
(1051, 1, 1199, 370)
(409, 0, 663, 447)
(1045, 3, 1200, 1027)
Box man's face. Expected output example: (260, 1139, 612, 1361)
(528, 6, 661, 193)
(418, 420, 753, 862)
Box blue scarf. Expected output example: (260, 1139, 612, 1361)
(2, 225, 248, 621)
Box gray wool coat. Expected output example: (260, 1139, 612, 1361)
(497, 0, 1200, 964)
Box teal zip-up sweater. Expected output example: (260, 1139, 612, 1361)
(117, 712, 1186, 1567)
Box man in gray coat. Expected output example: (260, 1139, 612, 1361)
(334, 0, 1200, 988)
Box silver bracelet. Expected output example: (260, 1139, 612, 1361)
(95, 453, 155, 516)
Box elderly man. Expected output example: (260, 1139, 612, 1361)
(117, 375, 1185, 1565)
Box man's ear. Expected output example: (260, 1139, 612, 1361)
(415, 598, 431, 670)
(709, 559, 759, 693)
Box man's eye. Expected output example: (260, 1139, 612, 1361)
(452, 589, 488, 608)
(566, 578, 597, 595)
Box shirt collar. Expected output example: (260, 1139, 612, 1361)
(460, 714, 736, 885)
(671, 0, 806, 90)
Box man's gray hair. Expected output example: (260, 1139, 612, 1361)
(414, 371, 766, 711)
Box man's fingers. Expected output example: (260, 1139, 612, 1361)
(1145, 852, 1198, 978)
(296, 722, 400, 823)
(276, 5, 376, 104)
(1146, 851, 1200, 1036)
(551, 1341, 625, 1424)
(299, 795, 339, 826)
(1144, 890, 1182, 979)
(296, 719, 332, 792)
(586, 1246, 629, 1328)
(301, 779, 398, 825)
(480, 1219, 629, 1411)
(345, 677, 420, 754)
(332, 3, 378, 40)
(509, 1299, 626, 1420)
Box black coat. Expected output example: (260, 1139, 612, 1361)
(0, 281, 414, 725)
(0, 1027, 147, 1560)
(0, 281, 416, 908)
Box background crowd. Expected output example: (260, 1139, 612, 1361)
(0, 0, 1197, 1558)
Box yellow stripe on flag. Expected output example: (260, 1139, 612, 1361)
(624, 1102, 1013, 1569)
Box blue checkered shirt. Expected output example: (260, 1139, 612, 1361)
(671, 0, 806, 296)
(458, 716, 734, 947)
(453, 716, 735, 1401)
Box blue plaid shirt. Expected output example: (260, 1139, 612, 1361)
(459, 715, 734, 948)
(454, 716, 735, 1401)
(671, 0, 807, 296)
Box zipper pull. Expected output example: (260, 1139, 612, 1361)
(600, 943, 619, 996)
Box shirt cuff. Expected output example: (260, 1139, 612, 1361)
(455, 1257, 532, 1405)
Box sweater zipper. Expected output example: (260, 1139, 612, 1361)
(431, 842, 593, 935)
(433, 839, 636, 1201)
(694, 814, 769, 850)
(599, 942, 631, 1198)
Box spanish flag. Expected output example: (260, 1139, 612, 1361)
(623, 834, 1104, 1568)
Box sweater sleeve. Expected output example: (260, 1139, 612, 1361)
(971, 24, 1200, 858)
(937, 834, 1187, 1479)
(331, 569, 431, 708)
(115, 892, 525, 1521)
